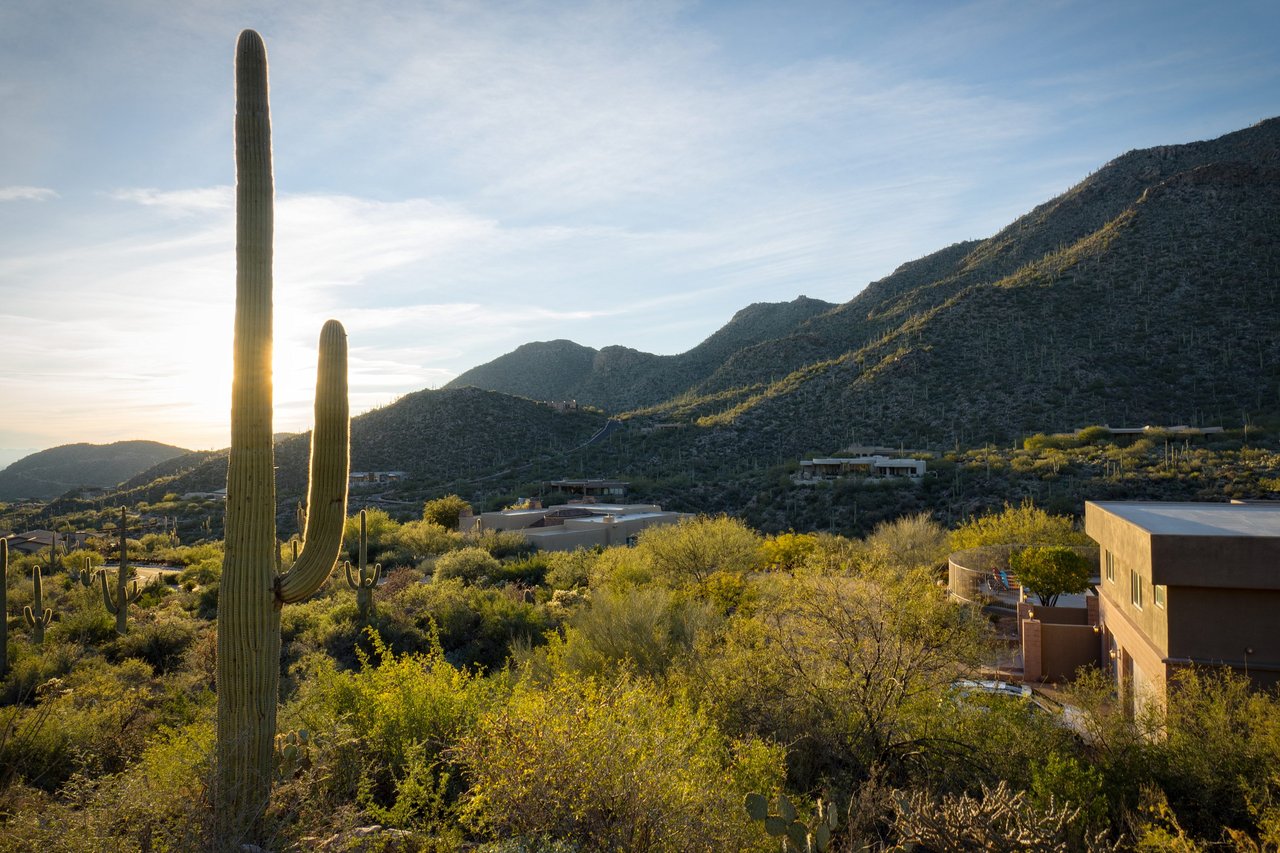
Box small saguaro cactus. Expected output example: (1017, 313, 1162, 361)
(214, 29, 352, 846)
(69, 555, 96, 588)
(24, 566, 54, 645)
(745, 792, 840, 853)
(344, 509, 382, 619)
(99, 508, 143, 635)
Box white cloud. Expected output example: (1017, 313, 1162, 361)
(0, 185, 57, 202)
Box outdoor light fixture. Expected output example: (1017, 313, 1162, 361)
(1109, 650, 1117, 660)
(1026, 609, 1035, 620)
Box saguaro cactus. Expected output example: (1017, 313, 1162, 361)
(69, 556, 95, 588)
(24, 566, 54, 645)
(214, 29, 351, 845)
(344, 509, 382, 618)
(99, 508, 143, 635)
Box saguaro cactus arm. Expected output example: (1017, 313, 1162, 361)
(24, 566, 53, 644)
(276, 319, 350, 604)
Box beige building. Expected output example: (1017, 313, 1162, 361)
(461, 502, 691, 552)
(1086, 501, 1280, 715)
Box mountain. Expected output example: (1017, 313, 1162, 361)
(447, 118, 1280, 456)
(0, 441, 192, 501)
(121, 386, 609, 509)
(445, 295, 835, 411)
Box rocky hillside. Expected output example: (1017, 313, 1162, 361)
(445, 295, 835, 411)
(0, 441, 191, 501)
(449, 117, 1280, 457)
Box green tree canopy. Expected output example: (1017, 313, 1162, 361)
(1009, 545, 1092, 607)
(950, 500, 1089, 552)
(423, 494, 472, 530)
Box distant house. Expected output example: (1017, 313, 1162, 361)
(1099, 425, 1224, 445)
(544, 400, 579, 412)
(349, 471, 408, 488)
(547, 479, 629, 498)
(461, 502, 690, 551)
(795, 455, 926, 483)
(1087, 501, 1280, 716)
(5, 529, 95, 555)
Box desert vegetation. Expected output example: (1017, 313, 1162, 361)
(2, 504, 1279, 850)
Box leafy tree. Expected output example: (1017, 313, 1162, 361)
(760, 531, 818, 572)
(864, 512, 949, 572)
(636, 515, 761, 587)
(950, 500, 1089, 551)
(1009, 545, 1092, 606)
(422, 494, 471, 530)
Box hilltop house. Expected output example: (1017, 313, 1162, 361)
(546, 479, 628, 498)
(795, 455, 926, 483)
(461, 502, 689, 551)
(1086, 501, 1280, 716)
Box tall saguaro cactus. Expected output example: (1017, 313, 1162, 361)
(99, 507, 143, 635)
(344, 509, 382, 618)
(24, 566, 53, 645)
(214, 29, 351, 845)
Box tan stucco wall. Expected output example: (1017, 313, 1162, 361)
(1166, 586, 1280, 665)
(1098, 592, 1169, 698)
(1038, 623, 1103, 681)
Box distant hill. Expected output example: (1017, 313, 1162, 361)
(445, 295, 835, 411)
(0, 441, 191, 501)
(123, 387, 609, 511)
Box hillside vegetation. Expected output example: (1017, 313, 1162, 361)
(0, 441, 191, 501)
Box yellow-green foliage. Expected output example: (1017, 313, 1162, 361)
(422, 494, 472, 530)
(636, 515, 762, 586)
(455, 673, 784, 852)
(397, 519, 464, 557)
(760, 531, 819, 572)
(289, 631, 502, 828)
(432, 546, 501, 585)
(863, 512, 949, 572)
(544, 547, 596, 590)
(950, 499, 1089, 551)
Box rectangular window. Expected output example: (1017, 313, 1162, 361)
(1105, 550, 1115, 582)
(1131, 569, 1144, 610)
(1154, 584, 1166, 609)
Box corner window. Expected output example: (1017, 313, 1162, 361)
(1154, 584, 1166, 609)
(1105, 550, 1115, 583)
(1131, 569, 1144, 610)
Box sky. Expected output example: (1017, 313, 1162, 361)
(1, 0, 1277, 466)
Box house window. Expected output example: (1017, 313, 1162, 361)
(1154, 584, 1166, 609)
(1105, 550, 1115, 582)
(1131, 569, 1143, 610)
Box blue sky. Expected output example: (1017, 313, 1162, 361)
(1, 0, 1277, 464)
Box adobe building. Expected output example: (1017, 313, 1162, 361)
(461, 502, 691, 551)
(1085, 501, 1280, 716)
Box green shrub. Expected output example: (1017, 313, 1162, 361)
(111, 617, 198, 673)
(456, 673, 782, 852)
(434, 547, 501, 585)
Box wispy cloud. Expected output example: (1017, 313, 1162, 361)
(0, 185, 57, 202)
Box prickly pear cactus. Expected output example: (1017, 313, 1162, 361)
(745, 792, 840, 853)
(214, 29, 351, 846)
(344, 509, 381, 618)
(23, 565, 54, 645)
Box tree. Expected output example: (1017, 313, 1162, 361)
(1009, 545, 1091, 606)
(423, 494, 472, 530)
(950, 500, 1089, 551)
(636, 515, 761, 587)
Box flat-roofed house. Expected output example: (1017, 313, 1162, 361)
(461, 502, 690, 551)
(1086, 501, 1280, 716)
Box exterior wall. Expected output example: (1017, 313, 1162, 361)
(1095, 543, 1169, 657)
(1098, 592, 1170, 710)
(1035, 623, 1102, 681)
(1166, 586, 1280, 673)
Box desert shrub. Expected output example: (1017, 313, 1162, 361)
(289, 631, 501, 826)
(111, 616, 198, 673)
(179, 556, 221, 589)
(434, 547, 501, 585)
(490, 552, 550, 587)
(588, 545, 654, 589)
(544, 548, 596, 590)
(455, 673, 782, 852)
(864, 512, 949, 572)
(636, 515, 762, 586)
(467, 529, 534, 559)
(398, 519, 464, 557)
(759, 531, 818, 572)
(540, 586, 716, 680)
